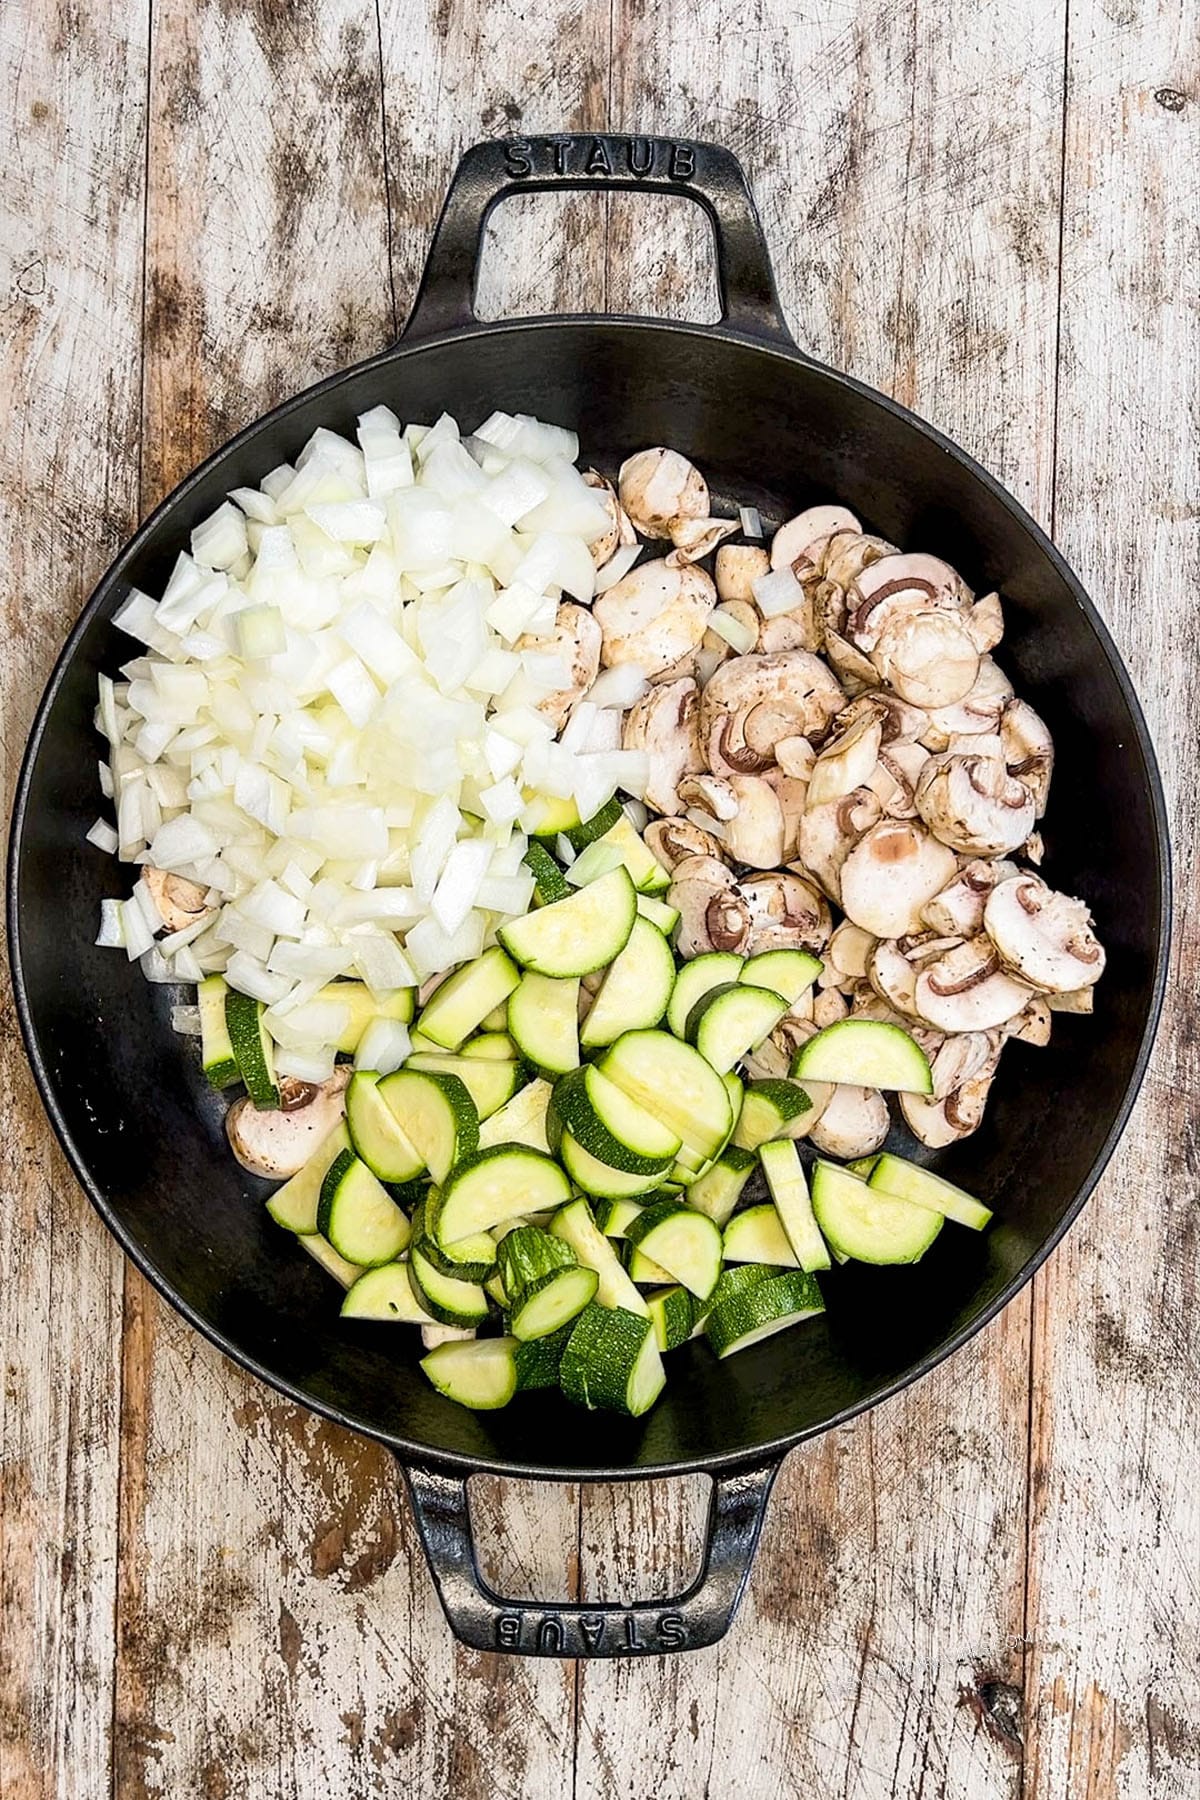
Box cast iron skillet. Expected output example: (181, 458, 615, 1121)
(8, 136, 1170, 1659)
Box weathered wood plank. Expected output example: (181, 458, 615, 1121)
(575, 5, 1066, 1794)
(0, 1, 149, 1793)
(1024, 5, 1200, 1793)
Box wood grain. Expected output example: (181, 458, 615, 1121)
(1023, 3, 1200, 1794)
(0, 1, 148, 1794)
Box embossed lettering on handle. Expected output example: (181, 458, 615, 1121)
(402, 134, 792, 345)
(400, 1456, 783, 1658)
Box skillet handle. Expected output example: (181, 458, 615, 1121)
(402, 134, 793, 345)
(400, 1454, 783, 1657)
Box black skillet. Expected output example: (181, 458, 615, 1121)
(8, 137, 1170, 1657)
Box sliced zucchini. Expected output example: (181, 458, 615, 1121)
(646, 1285, 696, 1351)
(868, 1153, 993, 1230)
(599, 1029, 734, 1163)
(549, 1197, 649, 1315)
(507, 972, 580, 1076)
(316, 980, 415, 1053)
(583, 813, 671, 894)
(508, 1265, 599, 1340)
(345, 1070, 425, 1183)
(732, 1079, 814, 1151)
(636, 892, 681, 936)
(791, 1018, 933, 1095)
(695, 1261, 777, 1327)
(739, 949, 822, 1004)
(846, 1154, 881, 1179)
(198, 975, 239, 1089)
(341, 1260, 430, 1322)
(421, 1335, 517, 1408)
(528, 791, 583, 838)
(417, 945, 520, 1050)
(460, 1031, 520, 1061)
(408, 1241, 492, 1327)
(435, 1145, 571, 1244)
(812, 1159, 945, 1262)
(377, 1068, 479, 1184)
(626, 1245, 677, 1285)
(514, 1322, 574, 1390)
(559, 1130, 669, 1199)
(415, 1197, 498, 1282)
(704, 1269, 825, 1358)
(559, 1303, 666, 1415)
(523, 840, 572, 905)
(564, 794, 623, 850)
(592, 1196, 646, 1238)
(225, 989, 279, 1108)
(498, 866, 637, 978)
(317, 1150, 410, 1266)
(724, 1070, 744, 1128)
(496, 1224, 575, 1293)
(266, 1120, 352, 1233)
(759, 1139, 831, 1273)
(477, 1077, 553, 1152)
(580, 915, 676, 1049)
(723, 1203, 800, 1267)
(405, 1052, 523, 1120)
(683, 1144, 758, 1227)
(686, 982, 789, 1076)
(551, 1064, 681, 1175)
(480, 1001, 511, 1031)
(626, 1199, 723, 1301)
(299, 1232, 363, 1289)
(666, 951, 744, 1038)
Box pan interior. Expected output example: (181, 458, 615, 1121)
(10, 320, 1167, 1477)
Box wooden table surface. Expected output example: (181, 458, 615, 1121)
(2, 2, 1197, 1795)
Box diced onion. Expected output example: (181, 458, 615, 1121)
(87, 818, 119, 855)
(739, 505, 764, 539)
(752, 564, 805, 618)
(354, 1016, 411, 1074)
(708, 606, 758, 654)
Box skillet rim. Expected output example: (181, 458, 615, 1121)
(6, 314, 1173, 1483)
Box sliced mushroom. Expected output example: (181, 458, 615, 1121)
(1047, 986, 1095, 1015)
(757, 600, 822, 655)
(912, 936, 1035, 1032)
(680, 773, 787, 868)
(715, 543, 770, 603)
(1006, 995, 1053, 1047)
(517, 602, 601, 732)
(823, 628, 882, 693)
(594, 558, 717, 677)
(807, 1085, 891, 1159)
(812, 987, 850, 1029)
(739, 869, 832, 954)
(678, 772, 740, 822)
(667, 855, 751, 957)
(838, 821, 959, 938)
(1021, 830, 1045, 866)
(920, 860, 1014, 936)
(700, 651, 845, 774)
(583, 469, 636, 567)
(771, 505, 861, 571)
(806, 709, 884, 808)
(820, 532, 898, 591)
(828, 919, 877, 981)
(776, 735, 817, 780)
(872, 609, 981, 708)
(142, 865, 214, 934)
(668, 517, 739, 564)
(867, 938, 923, 1016)
(763, 769, 809, 862)
(914, 751, 1037, 856)
(900, 1045, 999, 1146)
(644, 815, 729, 871)
(226, 1067, 351, 1178)
(796, 786, 883, 904)
(870, 739, 930, 819)
(621, 677, 703, 815)
(846, 551, 967, 653)
(1000, 698, 1054, 817)
(920, 656, 1014, 749)
(618, 448, 709, 543)
(983, 875, 1106, 993)
(966, 590, 1004, 652)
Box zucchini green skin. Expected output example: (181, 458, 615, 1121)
(413, 1197, 498, 1282)
(867, 1153, 993, 1230)
(550, 1065, 680, 1176)
(416, 945, 521, 1051)
(523, 840, 572, 905)
(693, 1262, 777, 1328)
(704, 1269, 825, 1358)
(558, 1303, 665, 1415)
(266, 1120, 352, 1234)
(224, 989, 279, 1108)
(434, 1144, 571, 1244)
(408, 1243, 492, 1327)
(592, 1196, 645, 1238)
(498, 867, 637, 978)
(497, 1225, 576, 1294)
(685, 982, 790, 1076)
(579, 915, 677, 1049)
(732, 1079, 813, 1151)
(646, 1285, 696, 1352)
(666, 952, 744, 1039)
(812, 1160, 946, 1263)
(507, 1265, 599, 1341)
(199, 975, 239, 1089)
(317, 1150, 411, 1267)
(421, 1336, 518, 1409)
(514, 1323, 574, 1390)
(559, 1131, 668, 1199)
(564, 795, 623, 850)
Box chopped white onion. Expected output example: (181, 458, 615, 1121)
(96, 898, 125, 948)
(752, 564, 805, 618)
(708, 605, 758, 654)
(739, 505, 764, 539)
(170, 1004, 203, 1036)
(87, 818, 119, 855)
(354, 1016, 411, 1074)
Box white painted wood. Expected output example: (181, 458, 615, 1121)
(0, 1, 149, 1793)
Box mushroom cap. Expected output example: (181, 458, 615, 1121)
(921, 858, 1018, 936)
(807, 1084, 891, 1159)
(582, 469, 635, 567)
(682, 773, 786, 868)
(827, 919, 878, 981)
(919, 656, 1014, 749)
(715, 543, 770, 603)
(142, 865, 214, 934)
(618, 448, 709, 540)
(738, 869, 831, 954)
(806, 710, 884, 808)
(770, 506, 862, 571)
(517, 601, 601, 732)
(846, 552, 968, 651)
(867, 938, 924, 1016)
(643, 816, 729, 870)
(757, 599, 822, 654)
(820, 532, 898, 590)
(621, 676, 703, 815)
(838, 821, 959, 938)
(915, 751, 1037, 856)
(912, 936, 1035, 1031)
(700, 650, 845, 774)
(966, 590, 1004, 652)
(837, 690, 927, 746)
(872, 609, 981, 707)
(667, 855, 751, 957)
(795, 787, 883, 904)
(594, 558, 716, 676)
(1000, 697, 1054, 817)
(928, 1029, 1000, 1099)
(225, 1067, 351, 1179)
(668, 518, 739, 563)
(983, 875, 1106, 993)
